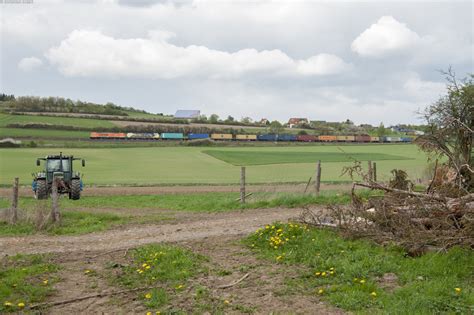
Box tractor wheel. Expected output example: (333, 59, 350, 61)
(70, 179, 81, 200)
(36, 179, 48, 200)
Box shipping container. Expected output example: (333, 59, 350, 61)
(188, 133, 209, 140)
(211, 133, 233, 140)
(296, 135, 318, 142)
(235, 134, 257, 141)
(257, 134, 277, 141)
(319, 135, 337, 142)
(277, 134, 297, 141)
(355, 135, 371, 142)
(90, 132, 126, 139)
(337, 135, 355, 142)
(161, 133, 184, 140)
(370, 136, 380, 142)
(126, 133, 157, 140)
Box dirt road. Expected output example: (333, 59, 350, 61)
(0, 183, 351, 197)
(0, 207, 302, 256)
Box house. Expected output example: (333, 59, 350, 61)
(288, 118, 309, 128)
(260, 118, 270, 125)
(174, 110, 200, 119)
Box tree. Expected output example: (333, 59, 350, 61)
(240, 116, 252, 124)
(377, 122, 386, 138)
(225, 115, 234, 123)
(415, 69, 473, 191)
(268, 120, 284, 134)
(209, 114, 219, 123)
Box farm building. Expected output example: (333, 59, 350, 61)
(288, 118, 309, 128)
(174, 110, 200, 119)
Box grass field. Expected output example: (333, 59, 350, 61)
(0, 144, 429, 186)
(0, 128, 91, 139)
(204, 150, 409, 166)
(0, 113, 115, 129)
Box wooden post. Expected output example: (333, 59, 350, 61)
(315, 160, 321, 195)
(368, 160, 373, 181)
(51, 178, 60, 223)
(240, 166, 246, 204)
(10, 177, 19, 224)
(373, 162, 377, 182)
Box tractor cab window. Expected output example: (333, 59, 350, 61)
(47, 159, 70, 172)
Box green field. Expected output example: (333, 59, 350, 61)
(0, 144, 428, 185)
(204, 150, 409, 166)
(0, 128, 91, 139)
(0, 113, 115, 129)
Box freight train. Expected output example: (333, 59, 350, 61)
(90, 132, 414, 143)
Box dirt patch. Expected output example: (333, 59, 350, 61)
(39, 235, 344, 314)
(0, 207, 304, 256)
(0, 183, 352, 198)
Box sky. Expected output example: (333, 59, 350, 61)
(1, 0, 472, 125)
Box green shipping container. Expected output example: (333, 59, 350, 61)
(161, 133, 184, 140)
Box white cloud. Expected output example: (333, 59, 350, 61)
(18, 57, 43, 71)
(351, 16, 420, 57)
(46, 30, 350, 79)
(296, 54, 351, 76)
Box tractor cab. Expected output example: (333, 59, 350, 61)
(33, 153, 86, 200)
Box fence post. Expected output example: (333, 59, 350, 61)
(240, 166, 246, 204)
(51, 178, 60, 223)
(10, 177, 19, 224)
(368, 160, 373, 181)
(373, 162, 377, 182)
(315, 160, 321, 195)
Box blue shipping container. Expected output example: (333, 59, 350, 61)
(188, 133, 209, 140)
(277, 134, 297, 141)
(257, 134, 277, 141)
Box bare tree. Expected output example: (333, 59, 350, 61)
(415, 68, 473, 191)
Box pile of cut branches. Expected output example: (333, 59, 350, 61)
(300, 162, 473, 255)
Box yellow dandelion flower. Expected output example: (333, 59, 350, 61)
(142, 263, 148, 268)
(146, 312, 152, 315)
(330, 271, 335, 275)
(321, 272, 327, 277)
(360, 279, 366, 284)
(176, 284, 184, 290)
(318, 289, 324, 295)
(329, 267, 334, 271)
(156, 312, 161, 315)
(455, 288, 461, 294)
(145, 293, 152, 299)
(276, 255, 283, 261)
(84, 270, 91, 274)
(145, 266, 151, 270)
(370, 291, 377, 297)
(4, 301, 12, 307)
(138, 270, 144, 274)
(353, 278, 358, 282)
(17, 302, 25, 308)
(42, 279, 48, 285)
(315, 272, 321, 276)
(224, 300, 230, 305)
(271, 225, 275, 229)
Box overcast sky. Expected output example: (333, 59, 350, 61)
(1, 0, 472, 125)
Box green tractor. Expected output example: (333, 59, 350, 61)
(32, 153, 86, 200)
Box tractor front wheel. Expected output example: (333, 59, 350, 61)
(36, 179, 48, 200)
(70, 179, 81, 200)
